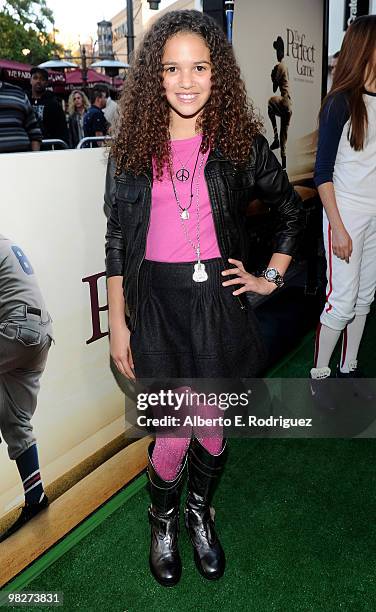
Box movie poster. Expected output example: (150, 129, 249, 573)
(0, 150, 125, 522)
(233, 0, 327, 180)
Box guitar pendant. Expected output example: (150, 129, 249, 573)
(193, 262, 208, 282)
(181, 209, 189, 220)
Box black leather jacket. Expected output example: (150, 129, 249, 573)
(105, 134, 303, 331)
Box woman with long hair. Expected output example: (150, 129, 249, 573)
(67, 89, 90, 148)
(311, 15, 376, 405)
(105, 10, 302, 586)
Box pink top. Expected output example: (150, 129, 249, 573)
(145, 134, 221, 262)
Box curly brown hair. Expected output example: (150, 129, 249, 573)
(111, 10, 263, 178)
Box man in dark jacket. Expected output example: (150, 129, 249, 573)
(29, 67, 69, 146)
(83, 84, 109, 147)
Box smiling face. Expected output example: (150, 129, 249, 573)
(162, 32, 212, 133)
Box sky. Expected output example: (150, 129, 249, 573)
(47, 0, 130, 47)
(46, 0, 177, 48)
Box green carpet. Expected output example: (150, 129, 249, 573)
(6, 439, 376, 612)
(3, 311, 376, 612)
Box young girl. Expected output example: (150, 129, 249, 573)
(311, 16, 376, 404)
(105, 10, 302, 587)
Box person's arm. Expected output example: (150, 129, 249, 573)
(105, 163, 135, 380)
(222, 254, 291, 296)
(222, 135, 303, 295)
(317, 182, 352, 262)
(271, 64, 279, 93)
(24, 95, 42, 151)
(253, 133, 303, 261)
(94, 111, 107, 146)
(314, 93, 352, 262)
(107, 276, 134, 379)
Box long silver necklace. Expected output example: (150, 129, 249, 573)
(171, 140, 201, 182)
(171, 152, 208, 283)
(169, 146, 201, 220)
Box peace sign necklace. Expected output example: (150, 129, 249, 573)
(171, 139, 201, 182)
(169, 145, 201, 220)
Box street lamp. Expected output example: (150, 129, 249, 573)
(126, 0, 135, 62)
(91, 58, 129, 87)
(79, 44, 88, 88)
(147, 1, 161, 8)
(38, 59, 78, 69)
(91, 59, 130, 73)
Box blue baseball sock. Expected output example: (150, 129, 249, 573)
(16, 444, 45, 505)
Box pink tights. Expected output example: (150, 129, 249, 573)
(152, 402, 223, 481)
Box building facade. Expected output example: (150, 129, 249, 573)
(111, 1, 143, 63)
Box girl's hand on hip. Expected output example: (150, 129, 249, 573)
(221, 258, 276, 296)
(331, 226, 353, 263)
(109, 321, 135, 380)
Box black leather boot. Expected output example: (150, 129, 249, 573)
(184, 438, 227, 580)
(147, 442, 186, 587)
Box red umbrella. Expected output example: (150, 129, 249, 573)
(66, 68, 112, 86)
(65, 68, 124, 93)
(113, 76, 124, 89)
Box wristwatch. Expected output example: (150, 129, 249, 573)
(261, 267, 284, 288)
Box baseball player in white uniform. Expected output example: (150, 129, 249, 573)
(310, 16, 376, 408)
(0, 235, 53, 541)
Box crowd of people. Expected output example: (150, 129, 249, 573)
(0, 66, 119, 152)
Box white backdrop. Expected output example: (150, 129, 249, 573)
(0, 148, 125, 516)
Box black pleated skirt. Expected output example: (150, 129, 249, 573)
(130, 258, 267, 380)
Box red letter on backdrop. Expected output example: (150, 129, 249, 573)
(82, 272, 109, 344)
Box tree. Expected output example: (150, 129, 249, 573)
(0, 0, 63, 64)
